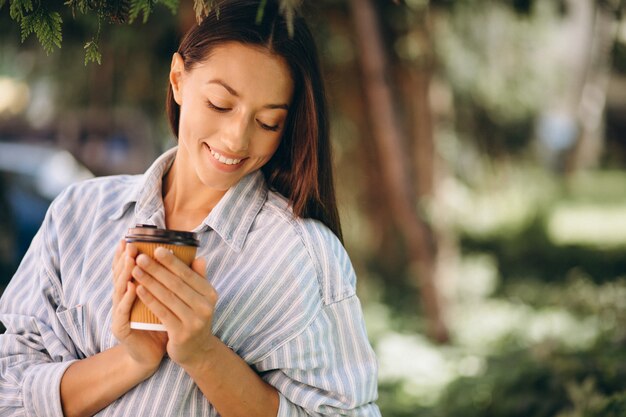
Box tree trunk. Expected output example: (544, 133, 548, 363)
(409, 69, 435, 198)
(348, 0, 449, 343)
(566, 0, 619, 171)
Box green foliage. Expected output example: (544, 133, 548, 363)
(461, 215, 626, 285)
(255, 0, 266, 24)
(193, 0, 212, 23)
(0, 0, 178, 64)
(278, 0, 300, 36)
(454, 169, 626, 285)
(433, 1, 565, 154)
(377, 381, 433, 417)
(1, 0, 300, 64)
(374, 165, 626, 417)
(159, 0, 179, 14)
(434, 339, 626, 417)
(83, 39, 101, 65)
(592, 392, 626, 417)
(376, 276, 626, 417)
(8, 0, 32, 21)
(129, 0, 154, 24)
(0, 0, 210, 64)
(20, 8, 62, 54)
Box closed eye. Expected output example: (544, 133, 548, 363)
(258, 121, 280, 132)
(206, 99, 231, 112)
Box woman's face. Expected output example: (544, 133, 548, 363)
(170, 42, 294, 191)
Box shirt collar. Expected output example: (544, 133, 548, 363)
(108, 147, 177, 222)
(204, 170, 267, 252)
(109, 146, 268, 252)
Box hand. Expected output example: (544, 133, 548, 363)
(131, 247, 219, 370)
(111, 240, 168, 377)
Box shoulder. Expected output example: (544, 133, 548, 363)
(251, 190, 357, 305)
(226, 189, 358, 360)
(54, 174, 138, 201)
(49, 174, 140, 220)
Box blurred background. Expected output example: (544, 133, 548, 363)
(2, 0, 626, 416)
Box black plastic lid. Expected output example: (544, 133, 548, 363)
(125, 224, 199, 247)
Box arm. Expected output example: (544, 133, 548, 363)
(179, 337, 279, 417)
(256, 296, 381, 417)
(132, 247, 380, 416)
(0, 231, 166, 417)
(61, 338, 279, 417)
(59, 345, 154, 417)
(0, 208, 76, 417)
(132, 248, 279, 417)
(59, 241, 167, 417)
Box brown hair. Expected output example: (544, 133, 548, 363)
(166, 0, 343, 242)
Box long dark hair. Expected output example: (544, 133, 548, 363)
(166, 0, 343, 242)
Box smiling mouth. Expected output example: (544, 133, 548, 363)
(208, 147, 246, 165)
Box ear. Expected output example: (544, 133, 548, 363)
(169, 52, 185, 105)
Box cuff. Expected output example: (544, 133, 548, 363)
(277, 391, 383, 417)
(22, 361, 77, 417)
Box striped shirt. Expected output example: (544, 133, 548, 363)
(0, 147, 381, 416)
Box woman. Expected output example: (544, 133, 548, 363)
(0, 1, 380, 416)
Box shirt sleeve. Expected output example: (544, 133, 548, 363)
(255, 295, 381, 416)
(0, 200, 80, 417)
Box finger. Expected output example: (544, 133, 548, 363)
(133, 260, 216, 334)
(126, 242, 138, 259)
(136, 284, 181, 330)
(135, 254, 210, 312)
(113, 254, 135, 306)
(112, 260, 122, 285)
(118, 281, 137, 317)
(113, 239, 125, 267)
(112, 241, 136, 282)
(154, 248, 213, 297)
(132, 259, 196, 317)
(112, 240, 126, 281)
(112, 281, 136, 337)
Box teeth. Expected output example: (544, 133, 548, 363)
(210, 148, 242, 165)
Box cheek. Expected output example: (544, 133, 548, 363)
(178, 105, 215, 141)
(254, 138, 282, 159)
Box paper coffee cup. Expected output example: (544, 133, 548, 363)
(125, 224, 200, 331)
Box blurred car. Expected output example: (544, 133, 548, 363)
(0, 142, 93, 284)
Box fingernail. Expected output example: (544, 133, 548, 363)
(155, 247, 172, 259)
(136, 254, 149, 267)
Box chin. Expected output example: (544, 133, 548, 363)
(198, 172, 238, 191)
(200, 178, 234, 191)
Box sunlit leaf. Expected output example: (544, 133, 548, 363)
(84, 39, 102, 65)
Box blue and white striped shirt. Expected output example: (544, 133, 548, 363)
(0, 148, 380, 416)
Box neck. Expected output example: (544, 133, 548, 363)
(162, 157, 226, 231)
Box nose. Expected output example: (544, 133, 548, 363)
(221, 114, 252, 154)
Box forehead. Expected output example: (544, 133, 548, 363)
(189, 42, 294, 103)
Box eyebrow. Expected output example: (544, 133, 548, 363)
(207, 79, 289, 110)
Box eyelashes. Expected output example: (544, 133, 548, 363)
(206, 99, 281, 132)
(206, 99, 230, 112)
(259, 123, 280, 132)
